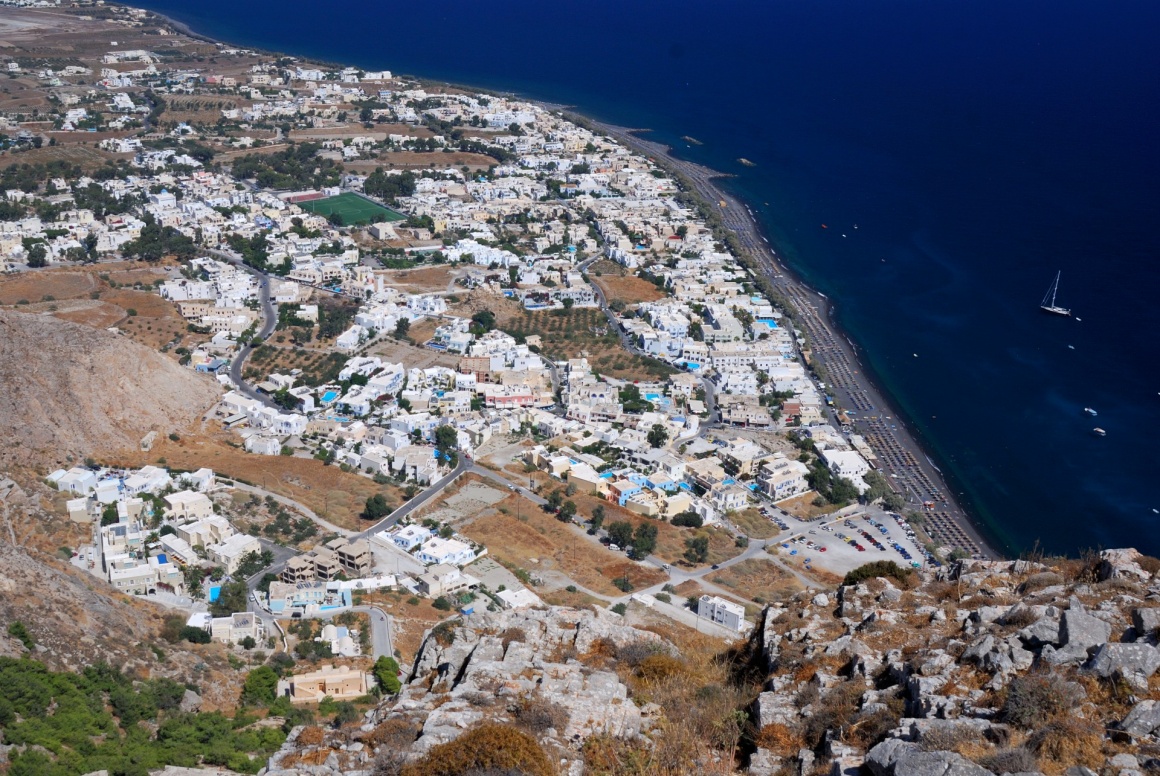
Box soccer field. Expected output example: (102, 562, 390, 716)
(299, 192, 406, 225)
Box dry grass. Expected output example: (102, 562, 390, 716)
(359, 589, 455, 664)
(459, 494, 665, 596)
(0, 268, 97, 304)
(729, 508, 782, 540)
(591, 265, 667, 306)
(776, 491, 842, 520)
(379, 265, 454, 292)
(706, 558, 803, 606)
(113, 433, 401, 531)
(1026, 718, 1104, 774)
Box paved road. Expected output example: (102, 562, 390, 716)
(353, 455, 471, 540)
(209, 248, 279, 408)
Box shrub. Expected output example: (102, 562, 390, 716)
(500, 627, 526, 650)
(399, 723, 554, 776)
(432, 596, 451, 611)
(180, 626, 211, 644)
(754, 723, 804, 757)
(654, 592, 671, 603)
(406, 596, 420, 606)
(671, 511, 703, 528)
(918, 722, 982, 752)
(241, 666, 279, 706)
(635, 654, 687, 683)
(1001, 672, 1084, 729)
(363, 717, 419, 750)
(513, 695, 569, 733)
(431, 621, 456, 647)
(296, 726, 326, 746)
(1025, 718, 1103, 769)
(7, 622, 34, 650)
(1018, 571, 1065, 593)
(615, 640, 665, 668)
(610, 603, 628, 615)
(843, 560, 913, 587)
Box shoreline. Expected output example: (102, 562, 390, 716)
(123, 2, 998, 559)
(563, 119, 998, 560)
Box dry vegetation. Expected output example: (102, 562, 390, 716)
(729, 507, 782, 540)
(112, 434, 401, 531)
(459, 493, 666, 596)
(590, 259, 668, 305)
(707, 558, 804, 607)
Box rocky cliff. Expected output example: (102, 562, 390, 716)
(0, 308, 220, 469)
(264, 549, 1160, 776)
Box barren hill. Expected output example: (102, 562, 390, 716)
(0, 308, 221, 468)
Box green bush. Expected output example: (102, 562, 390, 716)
(6, 621, 34, 650)
(842, 560, 913, 587)
(0, 657, 284, 776)
(610, 603, 628, 615)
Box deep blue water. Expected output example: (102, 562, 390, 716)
(126, 0, 1160, 557)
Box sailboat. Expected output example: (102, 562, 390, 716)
(1040, 271, 1071, 316)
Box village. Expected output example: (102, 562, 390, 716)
(5, 12, 942, 681)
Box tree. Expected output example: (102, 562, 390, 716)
(606, 520, 634, 548)
(363, 493, 392, 521)
(647, 424, 669, 448)
(562, 297, 575, 310)
(394, 317, 410, 339)
(100, 503, 119, 526)
(26, 243, 46, 268)
(558, 500, 577, 522)
(240, 636, 257, 650)
(373, 655, 402, 695)
(590, 506, 605, 531)
(432, 596, 452, 611)
(183, 565, 205, 599)
(180, 625, 211, 643)
(684, 536, 709, 564)
(470, 309, 495, 332)
(671, 511, 703, 528)
(546, 489, 563, 511)
(6, 622, 34, 650)
(631, 522, 658, 557)
(241, 666, 279, 706)
(434, 424, 459, 454)
(210, 580, 248, 617)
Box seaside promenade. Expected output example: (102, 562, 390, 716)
(585, 118, 993, 560)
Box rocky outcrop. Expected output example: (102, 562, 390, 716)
(265, 607, 665, 776)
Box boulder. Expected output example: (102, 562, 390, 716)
(1088, 642, 1160, 690)
(866, 744, 995, 776)
(1133, 608, 1160, 637)
(1016, 617, 1061, 648)
(1060, 609, 1111, 651)
(865, 739, 920, 776)
(179, 689, 202, 713)
(1100, 549, 1153, 583)
(1120, 700, 1160, 738)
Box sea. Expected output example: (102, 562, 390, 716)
(126, 0, 1160, 558)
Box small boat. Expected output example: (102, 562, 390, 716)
(1040, 271, 1071, 316)
(1093, 427, 1106, 437)
(1068, 345, 1075, 350)
(1084, 407, 1097, 416)
(821, 224, 828, 229)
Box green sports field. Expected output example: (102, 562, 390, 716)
(299, 192, 406, 225)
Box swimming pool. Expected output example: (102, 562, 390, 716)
(321, 390, 339, 403)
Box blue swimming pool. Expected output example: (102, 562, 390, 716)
(321, 390, 339, 403)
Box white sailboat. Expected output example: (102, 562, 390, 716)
(1040, 271, 1071, 316)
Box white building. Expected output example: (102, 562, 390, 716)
(698, 595, 747, 633)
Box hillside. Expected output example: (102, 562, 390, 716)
(0, 308, 221, 468)
(265, 549, 1160, 776)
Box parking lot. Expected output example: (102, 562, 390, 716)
(750, 502, 934, 577)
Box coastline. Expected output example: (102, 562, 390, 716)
(575, 120, 997, 560)
(123, 2, 998, 559)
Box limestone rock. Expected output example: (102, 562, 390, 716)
(1061, 609, 1111, 651)
(1120, 700, 1160, 738)
(1087, 642, 1160, 690)
(1100, 549, 1153, 583)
